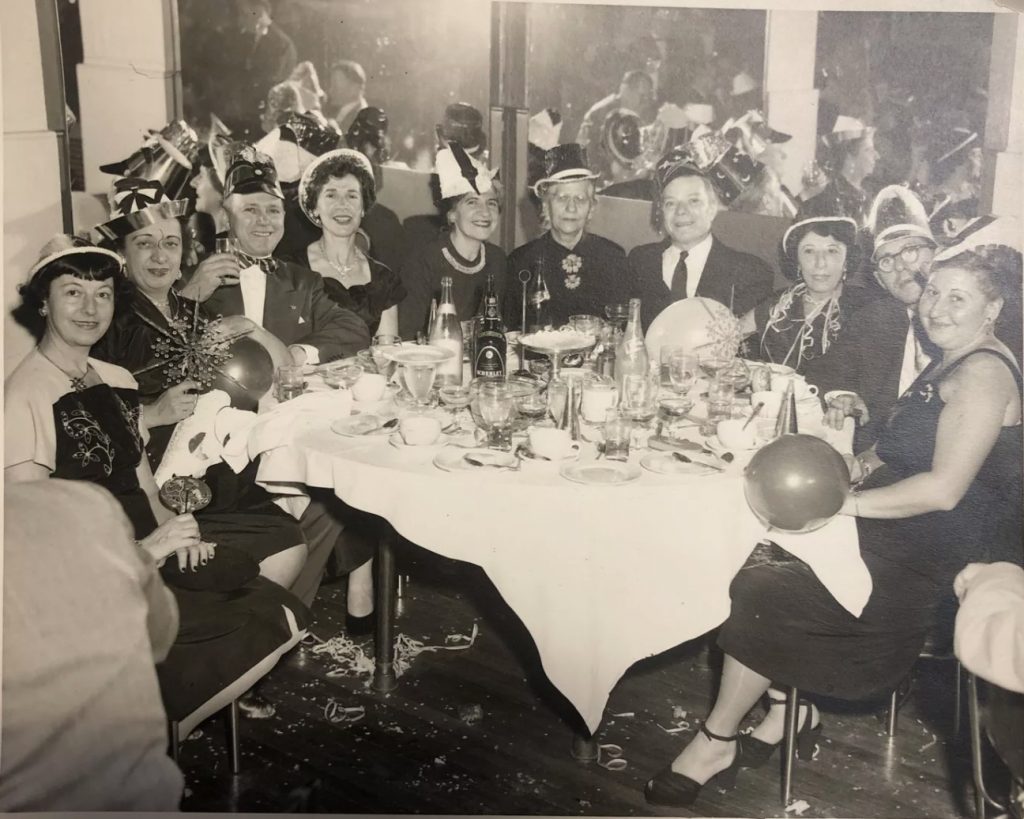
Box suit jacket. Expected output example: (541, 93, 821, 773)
(803, 296, 934, 453)
(202, 259, 370, 363)
(627, 236, 774, 332)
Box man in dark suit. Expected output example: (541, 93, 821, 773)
(200, 145, 370, 366)
(806, 185, 938, 452)
(627, 161, 774, 332)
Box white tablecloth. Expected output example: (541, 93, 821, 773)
(248, 390, 871, 733)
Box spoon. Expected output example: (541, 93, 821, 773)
(671, 451, 725, 472)
(464, 454, 521, 471)
(361, 417, 399, 434)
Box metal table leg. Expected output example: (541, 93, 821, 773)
(372, 526, 398, 692)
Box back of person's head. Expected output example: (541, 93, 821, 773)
(331, 60, 366, 88)
(621, 69, 653, 93)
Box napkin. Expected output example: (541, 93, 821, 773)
(154, 390, 231, 486)
(247, 389, 353, 460)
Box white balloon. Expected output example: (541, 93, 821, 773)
(644, 297, 742, 361)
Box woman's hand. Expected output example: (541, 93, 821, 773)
(178, 253, 241, 302)
(143, 380, 199, 428)
(138, 514, 216, 571)
(824, 393, 869, 431)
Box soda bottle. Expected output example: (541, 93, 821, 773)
(429, 277, 463, 386)
(614, 298, 648, 389)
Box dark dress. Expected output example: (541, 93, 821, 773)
(719, 349, 1023, 699)
(748, 284, 876, 375)
(503, 232, 629, 330)
(18, 361, 308, 721)
(398, 233, 507, 341)
(92, 289, 304, 565)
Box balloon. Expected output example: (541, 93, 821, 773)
(644, 297, 741, 362)
(744, 434, 850, 533)
(211, 336, 274, 411)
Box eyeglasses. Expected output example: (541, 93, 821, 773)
(876, 244, 931, 273)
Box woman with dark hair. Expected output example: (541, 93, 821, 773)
(5, 236, 309, 725)
(397, 143, 507, 340)
(740, 215, 874, 373)
(645, 245, 1022, 808)
(286, 148, 405, 336)
(799, 117, 880, 226)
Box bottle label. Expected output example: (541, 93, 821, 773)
(474, 331, 506, 378)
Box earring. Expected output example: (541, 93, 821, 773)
(38, 305, 48, 317)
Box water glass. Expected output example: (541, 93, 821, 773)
(569, 314, 603, 338)
(322, 362, 363, 390)
(275, 364, 306, 402)
(667, 349, 698, 396)
(403, 363, 437, 406)
(620, 372, 658, 422)
(371, 335, 402, 379)
(702, 375, 735, 437)
(603, 408, 632, 461)
(547, 378, 569, 427)
(214, 237, 237, 255)
(474, 382, 515, 449)
(581, 378, 618, 424)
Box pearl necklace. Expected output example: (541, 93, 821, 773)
(442, 243, 486, 275)
(319, 238, 359, 277)
(38, 348, 90, 392)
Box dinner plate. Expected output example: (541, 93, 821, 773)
(516, 441, 580, 464)
(560, 460, 642, 485)
(330, 414, 394, 437)
(384, 346, 455, 365)
(388, 432, 449, 449)
(705, 435, 757, 466)
(433, 447, 519, 472)
(640, 452, 717, 476)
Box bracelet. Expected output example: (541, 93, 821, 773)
(855, 455, 873, 484)
(851, 489, 861, 517)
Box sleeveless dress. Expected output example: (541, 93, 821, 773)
(719, 349, 1023, 699)
(4, 352, 309, 721)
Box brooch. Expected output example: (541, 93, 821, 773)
(562, 253, 582, 290)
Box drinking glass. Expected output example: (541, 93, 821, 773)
(620, 372, 659, 423)
(668, 350, 698, 396)
(698, 351, 731, 379)
(547, 378, 569, 427)
(214, 237, 237, 255)
(439, 384, 472, 423)
(403, 363, 437, 407)
(604, 302, 630, 331)
(603, 408, 632, 461)
(275, 364, 306, 402)
(371, 335, 402, 380)
(475, 382, 515, 449)
(702, 375, 735, 437)
(718, 358, 751, 392)
(322, 362, 363, 390)
(581, 378, 618, 424)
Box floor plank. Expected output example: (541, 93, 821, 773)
(178, 547, 981, 816)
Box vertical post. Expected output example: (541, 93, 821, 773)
(34, 0, 73, 232)
(981, 13, 1022, 219)
(490, 1, 530, 252)
(762, 10, 820, 195)
(782, 686, 800, 806)
(372, 526, 398, 693)
(228, 699, 241, 774)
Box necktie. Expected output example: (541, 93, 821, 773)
(670, 250, 689, 300)
(234, 249, 279, 274)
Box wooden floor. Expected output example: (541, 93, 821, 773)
(179, 546, 982, 816)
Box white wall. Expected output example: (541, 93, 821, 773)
(3, 0, 66, 374)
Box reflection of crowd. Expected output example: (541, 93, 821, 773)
(3, 5, 1022, 812)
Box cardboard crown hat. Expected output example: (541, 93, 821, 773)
(91, 177, 190, 243)
(222, 145, 284, 199)
(440, 102, 486, 155)
(867, 185, 935, 260)
(99, 120, 199, 200)
(533, 144, 598, 194)
(435, 139, 497, 200)
(656, 132, 765, 204)
(254, 111, 341, 184)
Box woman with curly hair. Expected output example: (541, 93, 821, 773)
(740, 215, 875, 373)
(289, 148, 405, 337)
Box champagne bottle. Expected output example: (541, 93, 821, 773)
(473, 274, 506, 380)
(429, 277, 463, 386)
(614, 298, 648, 388)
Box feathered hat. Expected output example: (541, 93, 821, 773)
(435, 139, 497, 199)
(866, 185, 935, 261)
(91, 177, 190, 244)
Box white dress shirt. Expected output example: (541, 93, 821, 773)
(898, 307, 931, 395)
(661, 233, 713, 298)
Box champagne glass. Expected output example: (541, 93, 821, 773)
(698, 350, 731, 379)
(439, 384, 472, 424)
(604, 303, 630, 332)
(475, 382, 515, 449)
(668, 351, 698, 396)
(371, 335, 402, 380)
(402, 363, 437, 408)
(322, 362, 363, 390)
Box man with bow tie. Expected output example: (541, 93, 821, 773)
(197, 145, 370, 366)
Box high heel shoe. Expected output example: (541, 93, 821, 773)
(644, 723, 742, 808)
(738, 696, 822, 769)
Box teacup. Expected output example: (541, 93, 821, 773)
(399, 415, 443, 446)
(750, 390, 783, 421)
(769, 374, 819, 400)
(352, 372, 387, 402)
(528, 427, 581, 460)
(717, 417, 758, 451)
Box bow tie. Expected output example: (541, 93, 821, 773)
(234, 250, 279, 274)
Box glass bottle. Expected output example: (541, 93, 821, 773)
(614, 298, 648, 389)
(473, 273, 507, 380)
(429, 277, 463, 386)
(526, 265, 553, 333)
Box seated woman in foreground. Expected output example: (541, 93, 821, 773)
(740, 215, 875, 373)
(646, 245, 1023, 807)
(5, 237, 309, 723)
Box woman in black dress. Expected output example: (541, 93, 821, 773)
(89, 178, 305, 592)
(645, 246, 1022, 807)
(505, 143, 629, 329)
(740, 216, 874, 374)
(285, 148, 405, 336)
(397, 142, 506, 340)
(5, 238, 309, 725)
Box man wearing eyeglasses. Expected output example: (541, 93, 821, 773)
(807, 186, 938, 451)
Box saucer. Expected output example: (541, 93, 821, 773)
(389, 432, 449, 449)
(331, 414, 394, 437)
(640, 452, 717, 476)
(517, 441, 580, 463)
(433, 447, 519, 472)
(560, 460, 642, 485)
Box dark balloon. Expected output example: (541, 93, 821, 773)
(211, 336, 274, 411)
(744, 434, 850, 533)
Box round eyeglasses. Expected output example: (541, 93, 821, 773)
(877, 244, 931, 273)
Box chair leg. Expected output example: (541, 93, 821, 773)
(782, 686, 800, 806)
(967, 672, 1007, 818)
(168, 720, 181, 763)
(229, 699, 241, 774)
(952, 661, 963, 737)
